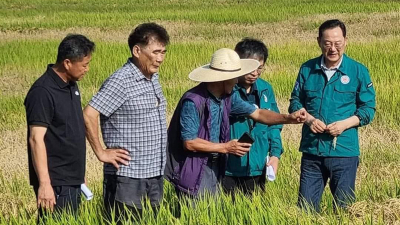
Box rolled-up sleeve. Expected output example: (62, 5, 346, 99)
(288, 68, 306, 113)
(355, 67, 376, 126)
(230, 91, 256, 116)
(180, 100, 200, 141)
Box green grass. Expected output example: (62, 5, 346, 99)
(1, 39, 399, 130)
(1, 143, 400, 224)
(1, 0, 400, 224)
(1, 0, 400, 30)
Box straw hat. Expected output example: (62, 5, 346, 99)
(189, 48, 260, 82)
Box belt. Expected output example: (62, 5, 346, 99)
(209, 153, 219, 163)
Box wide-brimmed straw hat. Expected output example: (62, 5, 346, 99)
(189, 48, 260, 82)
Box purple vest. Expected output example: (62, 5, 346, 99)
(165, 83, 231, 196)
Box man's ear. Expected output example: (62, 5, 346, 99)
(317, 37, 321, 46)
(63, 59, 72, 71)
(132, 45, 141, 58)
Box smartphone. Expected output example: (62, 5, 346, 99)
(238, 132, 254, 144)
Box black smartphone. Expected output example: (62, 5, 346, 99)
(238, 132, 254, 144)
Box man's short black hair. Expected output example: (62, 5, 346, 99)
(128, 23, 170, 50)
(56, 34, 95, 64)
(234, 37, 269, 64)
(318, 19, 347, 38)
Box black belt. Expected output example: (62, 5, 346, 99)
(209, 153, 219, 163)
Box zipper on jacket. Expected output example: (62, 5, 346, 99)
(317, 73, 329, 156)
(246, 119, 254, 175)
(317, 70, 340, 155)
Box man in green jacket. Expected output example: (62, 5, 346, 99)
(289, 19, 376, 212)
(223, 38, 283, 195)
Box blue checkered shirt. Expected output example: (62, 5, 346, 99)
(89, 58, 167, 178)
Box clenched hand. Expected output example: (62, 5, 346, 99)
(287, 108, 307, 124)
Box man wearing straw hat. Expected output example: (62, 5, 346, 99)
(166, 48, 306, 198)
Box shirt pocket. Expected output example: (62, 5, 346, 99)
(333, 84, 357, 104)
(303, 82, 322, 113)
(127, 92, 159, 111)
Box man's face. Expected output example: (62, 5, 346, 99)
(223, 77, 238, 94)
(238, 57, 265, 86)
(318, 26, 347, 67)
(65, 55, 92, 82)
(133, 39, 167, 77)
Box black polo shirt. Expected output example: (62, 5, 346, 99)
(24, 65, 86, 187)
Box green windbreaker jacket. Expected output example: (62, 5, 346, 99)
(289, 54, 376, 157)
(226, 78, 283, 177)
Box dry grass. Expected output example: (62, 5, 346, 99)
(349, 198, 400, 224)
(0, 128, 102, 218)
(0, 11, 399, 44)
(1, 2, 399, 223)
(0, 69, 30, 96)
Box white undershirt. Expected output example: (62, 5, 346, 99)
(321, 56, 343, 81)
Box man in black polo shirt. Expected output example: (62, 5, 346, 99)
(24, 34, 95, 220)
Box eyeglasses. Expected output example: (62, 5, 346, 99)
(322, 41, 344, 50)
(256, 66, 265, 74)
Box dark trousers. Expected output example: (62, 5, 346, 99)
(297, 153, 359, 212)
(103, 174, 163, 223)
(33, 185, 81, 223)
(222, 174, 266, 196)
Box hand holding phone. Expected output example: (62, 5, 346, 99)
(238, 132, 254, 144)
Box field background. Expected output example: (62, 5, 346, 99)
(1, 0, 400, 224)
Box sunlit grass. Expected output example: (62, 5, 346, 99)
(1, 39, 399, 130)
(1, 0, 400, 30)
(1, 0, 400, 224)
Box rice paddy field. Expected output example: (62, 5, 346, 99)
(1, 0, 400, 224)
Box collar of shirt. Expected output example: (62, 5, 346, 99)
(320, 56, 343, 71)
(47, 64, 75, 89)
(313, 54, 350, 76)
(207, 90, 223, 104)
(237, 83, 258, 105)
(127, 58, 159, 82)
(237, 83, 258, 96)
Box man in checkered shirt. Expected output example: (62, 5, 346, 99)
(83, 23, 169, 220)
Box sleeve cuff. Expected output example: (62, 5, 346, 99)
(288, 104, 302, 114)
(88, 101, 112, 117)
(270, 150, 283, 159)
(28, 121, 49, 127)
(249, 106, 257, 115)
(181, 134, 198, 141)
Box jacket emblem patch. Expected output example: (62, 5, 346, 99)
(340, 75, 350, 84)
